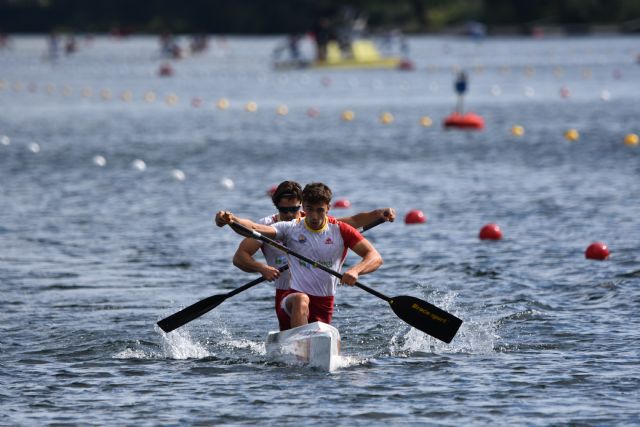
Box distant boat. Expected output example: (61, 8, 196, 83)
(274, 39, 412, 71)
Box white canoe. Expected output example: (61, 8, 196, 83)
(265, 321, 341, 371)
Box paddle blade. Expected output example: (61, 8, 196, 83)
(157, 294, 227, 333)
(389, 296, 462, 343)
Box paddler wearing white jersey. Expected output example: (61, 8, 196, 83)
(232, 181, 395, 330)
(217, 182, 384, 330)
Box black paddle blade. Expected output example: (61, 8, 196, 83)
(389, 296, 463, 343)
(157, 294, 227, 333)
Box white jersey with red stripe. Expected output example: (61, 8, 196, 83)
(257, 214, 290, 290)
(271, 216, 364, 296)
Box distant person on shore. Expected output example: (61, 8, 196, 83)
(312, 18, 331, 61)
(47, 32, 60, 61)
(454, 70, 468, 114)
(65, 35, 77, 55)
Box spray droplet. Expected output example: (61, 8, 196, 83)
(93, 155, 107, 167)
(132, 159, 147, 171)
(221, 177, 234, 190)
(172, 169, 186, 181)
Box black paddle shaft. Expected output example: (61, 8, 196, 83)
(229, 221, 463, 343)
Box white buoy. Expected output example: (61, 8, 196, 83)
(221, 177, 234, 190)
(491, 85, 502, 96)
(524, 86, 535, 97)
(600, 90, 611, 101)
(93, 155, 107, 167)
(28, 143, 40, 153)
(171, 169, 186, 181)
(132, 159, 146, 171)
(0, 135, 10, 146)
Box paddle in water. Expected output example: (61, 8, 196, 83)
(228, 221, 463, 343)
(157, 218, 387, 333)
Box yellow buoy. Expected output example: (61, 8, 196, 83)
(276, 105, 288, 116)
(341, 110, 355, 122)
(217, 98, 230, 110)
(564, 129, 580, 142)
(100, 89, 112, 100)
(380, 112, 394, 124)
(245, 101, 257, 112)
(121, 90, 133, 102)
(624, 133, 639, 146)
(144, 91, 156, 103)
(511, 125, 525, 137)
(419, 116, 432, 127)
(165, 93, 179, 106)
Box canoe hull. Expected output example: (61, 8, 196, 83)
(265, 321, 340, 371)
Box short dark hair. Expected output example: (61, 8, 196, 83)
(302, 182, 332, 205)
(272, 181, 302, 206)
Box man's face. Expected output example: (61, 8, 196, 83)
(276, 197, 302, 221)
(303, 201, 330, 230)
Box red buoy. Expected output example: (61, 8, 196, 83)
(333, 199, 351, 209)
(158, 63, 174, 77)
(585, 242, 609, 260)
(443, 112, 485, 130)
(398, 59, 415, 71)
(266, 185, 277, 197)
(479, 223, 502, 240)
(405, 209, 426, 224)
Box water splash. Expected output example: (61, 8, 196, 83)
(333, 355, 369, 370)
(113, 346, 152, 359)
(159, 328, 211, 359)
(215, 325, 266, 355)
(389, 290, 499, 355)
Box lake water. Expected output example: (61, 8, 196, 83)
(1, 34, 639, 426)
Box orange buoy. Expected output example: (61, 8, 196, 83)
(443, 112, 485, 130)
(585, 242, 609, 260)
(479, 223, 502, 240)
(333, 199, 351, 209)
(404, 210, 426, 224)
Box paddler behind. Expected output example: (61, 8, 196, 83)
(215, 182, 384, 330)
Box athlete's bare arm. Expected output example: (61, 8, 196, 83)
(340, 238, 383, 286)
(338, 208, 395, 229)
(233, 238, 280, 281)
(215, 211, 278, 239)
